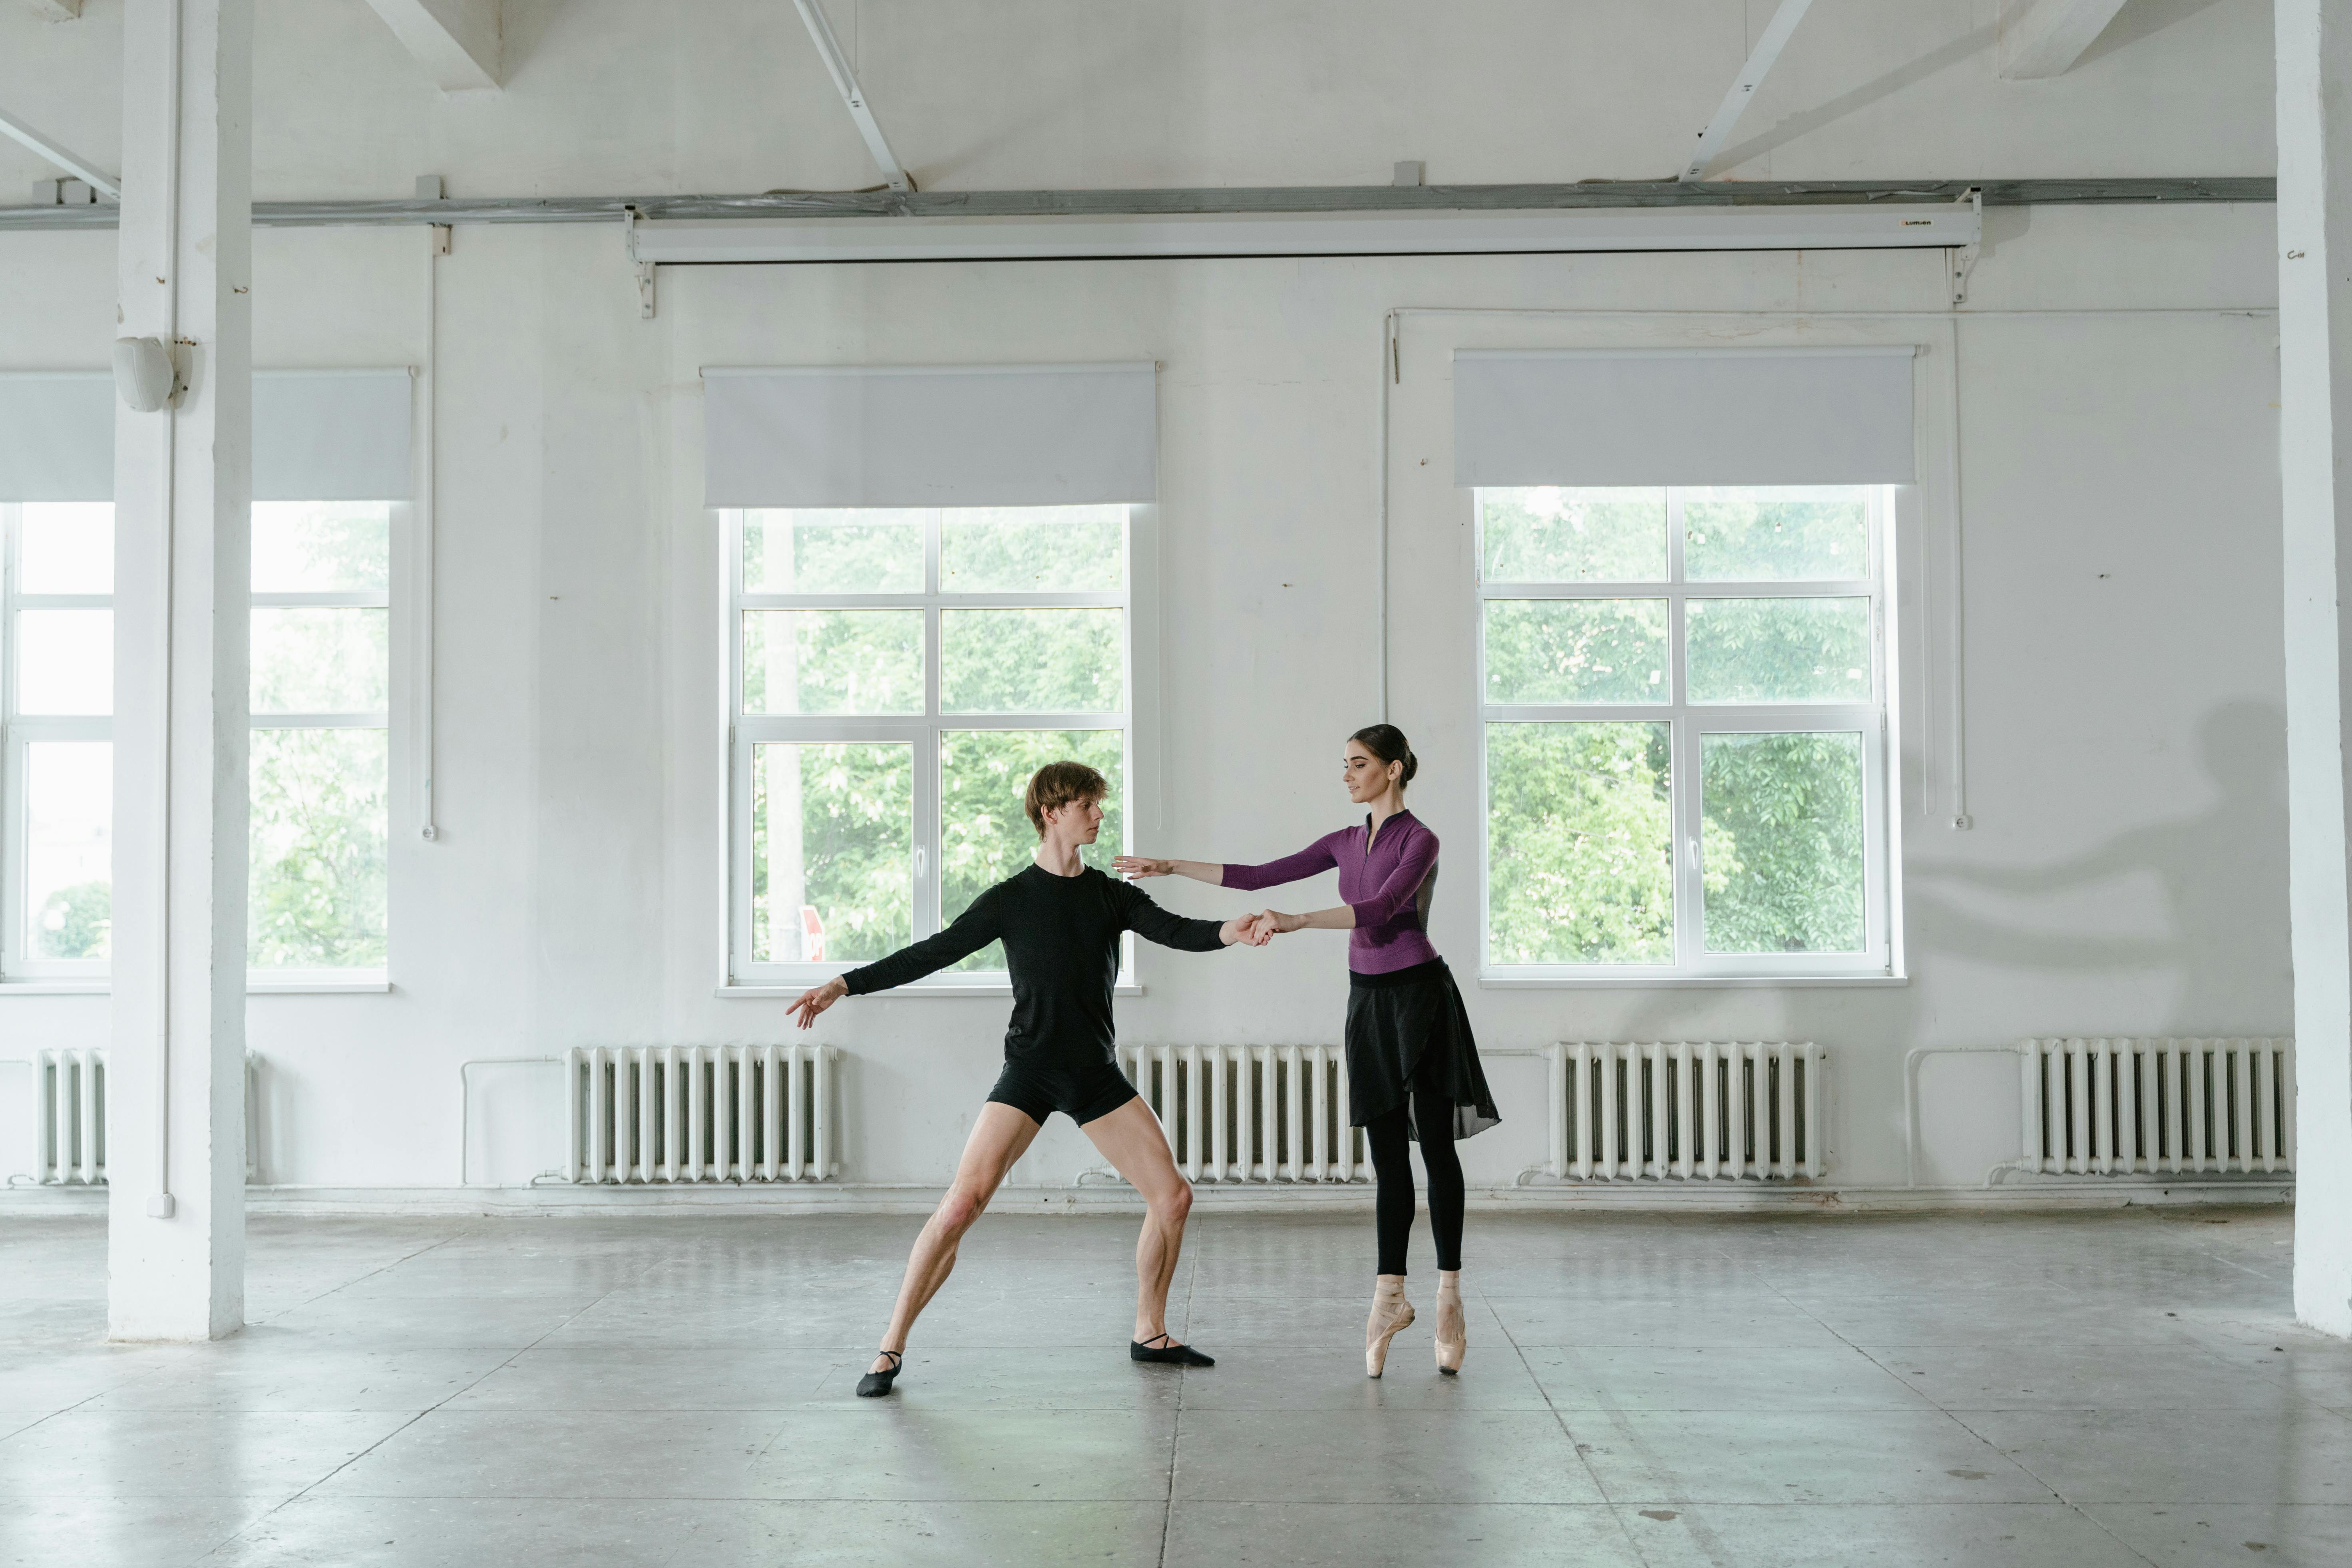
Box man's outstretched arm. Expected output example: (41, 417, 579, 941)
(1119, 883, 1272, 951)
(790, 894, 1005, 1027)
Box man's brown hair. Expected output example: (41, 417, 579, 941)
(1025, 760, 1108, 837)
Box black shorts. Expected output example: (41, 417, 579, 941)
(988, 1056, 1140, 1127)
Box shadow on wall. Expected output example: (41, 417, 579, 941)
(1909, 700, 2290, 1038)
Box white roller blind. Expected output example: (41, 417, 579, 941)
(0, 372, 114, 501)
(253, 369, 413, 501)
(1454, 347, 1917, 487)
(0, 367, 412, 501)
(702, 362, 1157, 508)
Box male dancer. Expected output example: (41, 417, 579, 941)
(789, 760, 1275, 1397)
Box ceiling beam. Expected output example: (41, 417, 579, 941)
(1998, 0, 2133, 79)
(791, 0, 914, 193)
(1679, 0, 1817, 181)
(0, 178, 2276, 233)
(360, 0, 501, 92)
(0, 104, 119, 198)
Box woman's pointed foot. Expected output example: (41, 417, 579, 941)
(1131, 1332, 1215, 1366)
(1435, 1271, 1466, 1376)
(856, 1349, 903, 1398)
(1366, 1274, 1415, 1378)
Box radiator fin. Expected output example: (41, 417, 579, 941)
(1540, 1042, 1825, 1182)
(2018, 1037, 2292, 1176)
(1114, 1045, 1368, 1183)
(28, 1049, 261, 1185)
(565, 1045, 838, 1184)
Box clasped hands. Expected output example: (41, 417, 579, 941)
(1230, 909, 1303, 946)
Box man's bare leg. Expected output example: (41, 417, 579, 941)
(869, 1102, 1042, 1378)
(1080, 1097, 1196, 1346)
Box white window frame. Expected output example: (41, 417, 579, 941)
(722, 507, 1142, 992)
(1476, 486, 1897, 983)
(0, 502, 112, 982)
(247, 500, 395, 987)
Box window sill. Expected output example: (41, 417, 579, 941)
(1479, 974, 1907, 990)
(718, 983, 1145, 999)
(1, 977, 394, 996)
(251, 977, 392, 994)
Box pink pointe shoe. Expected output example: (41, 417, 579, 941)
(1435, 1272, 1466, 1376)
(1366, 1275, 1415, 1378)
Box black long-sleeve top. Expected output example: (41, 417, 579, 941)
(842, 864, 1228, 1068)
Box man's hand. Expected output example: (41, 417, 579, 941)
(1113, 856, 1173, 880)
(788, 975, 848, 1029)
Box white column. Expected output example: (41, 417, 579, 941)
(2280, 0, 2352, 1340)
(107, 0, 253, 1343)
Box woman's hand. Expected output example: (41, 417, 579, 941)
(1113, 855, 1173, 879)
(1264, 910, 1307, 936)
(788, 975, 848, 1029)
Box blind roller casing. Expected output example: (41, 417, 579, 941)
(702, 362, 1158, 508)
(0, 372, 113, 500)
(1453, 347, 1918, 487)
(253, 369, 414, 501)
(0, 367, 413, 501)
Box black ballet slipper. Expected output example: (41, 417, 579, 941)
(1130, 1333, 1215, 1367)
(856, 1350, 903, 1398)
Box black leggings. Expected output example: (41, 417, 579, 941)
(1365, 1080, 1465, 1276)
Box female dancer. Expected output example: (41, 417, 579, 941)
(1116, 724, 1497, 1377)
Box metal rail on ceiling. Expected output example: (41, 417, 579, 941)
(0, 177, 2276, 233)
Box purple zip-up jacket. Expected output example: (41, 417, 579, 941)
(1219, 809, 1441, 976)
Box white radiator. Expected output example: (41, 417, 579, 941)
(2017, 1037, 2293, 1176)
(565, 1045, 838, 1184)
(29, 1048, 262, 1185)
(1116, 1044, 1368, 1183)
(1537, 1042, 1825, 1181)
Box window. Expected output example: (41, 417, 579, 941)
(2, 503, 114, 980)
(249, 502, 391, 979)
(1478, 485, 1892, 979)
(728, 506, 1132, 985)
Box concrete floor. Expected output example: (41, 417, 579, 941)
(1, 1207, 2348, 1567)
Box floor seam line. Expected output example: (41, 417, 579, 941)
(205, 1283, 618, 1544)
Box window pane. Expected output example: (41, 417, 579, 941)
(252, 501, 390, 593)
(1484, 599, 1667, 705)
(743, 509, 925, 594)
(250, 727, 388, 969)
(252, 607, 388, 714)
(741, 609, 923, 716)
(1683, 487, 1870, 581)
(1701, 731, 1865, 953)
(15, 608, 111, 715)
(1480, 488, 1667, 583)
(939, 729, 1124, 972)
(25, 741, 111, 961)
(751, 742, 913, 964)
(1685, 597, 1870, 704)
(941, 608, 1124, 713)
(1485, 721, 1672, 965)
(20, 502, 113, 593)
(941, 506, 1124, 592)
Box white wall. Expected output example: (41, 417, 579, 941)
(0, 0, 2288, 1195)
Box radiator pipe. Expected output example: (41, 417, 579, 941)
(458, 1057, 563, 1186)
(1901, 1043, 2026, 1187)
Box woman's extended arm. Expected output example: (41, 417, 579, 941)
(1111, 856, 1224, 883)
(1258, 824, 1437, 937)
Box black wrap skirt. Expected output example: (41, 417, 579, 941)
(1343, 957, 1500, 1139)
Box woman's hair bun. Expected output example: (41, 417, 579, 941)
(1403, 750, 1419, 784)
